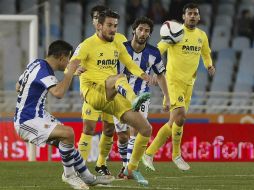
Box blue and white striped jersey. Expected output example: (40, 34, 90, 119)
(14, 59, 58, 124)
(122, 41, 165, 95)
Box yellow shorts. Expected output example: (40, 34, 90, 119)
(164, 79, 193, 112)
(84, 82, 132, 121)
(82, 102, 114, 123)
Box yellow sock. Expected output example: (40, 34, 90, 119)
(172, 122, 183, 159)
(128, 133, 149, 171)
(78, 133, 93, 161)
(96, 133, 113, 167)
(115, 77, 136, 102)
(146, 122, 172, 156)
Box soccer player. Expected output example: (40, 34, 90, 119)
(113, 16, 170, 178)
(77, 5, 129, 176)
(14, 40, 113, 190)
(142, 3, 215, 171)
(71, 9, 153, 185)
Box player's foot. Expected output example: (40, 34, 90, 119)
(132, 92, 151, 111)
(81, 175, 115, 186)
(95, 165, 111, 176)
(123, 168, 148, 186)
(62, 172, 89, 190)
(117, 166, 125, 178)
(173, 156, 190, 171)
(142, 153, 155, 171)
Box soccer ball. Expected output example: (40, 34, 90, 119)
(160, 21, 184, 44)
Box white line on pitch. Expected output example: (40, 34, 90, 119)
(153, 174, 254, 179)
(96, 185, 180, 190)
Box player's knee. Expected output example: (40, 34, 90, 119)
(84, 129, 95, 136)
(139, 124, 152, 137)
(83, 121, 96, 135)
(63, 126, 74, 142)
(175, 113, 186, 126)
(103, 123, 115, 137)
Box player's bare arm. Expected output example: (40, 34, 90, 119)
(156, 74, 170, 112)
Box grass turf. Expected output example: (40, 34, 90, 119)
(0, 162, 253, 190)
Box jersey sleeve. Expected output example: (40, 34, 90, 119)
(38, 66, 58, 89)
(65, 42, 88, 74)
(18, 72, 25, 85)
(201, 32, 213, 68)
(118, 33, 127, 44)
(157, 40, 170, 55)
(71, 42, 88, 63)
(151, 49, 166, 75)
(118, 43, 144, 78)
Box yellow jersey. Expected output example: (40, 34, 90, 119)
(71, 33, 144, 94)
(158, 25, 212, 85)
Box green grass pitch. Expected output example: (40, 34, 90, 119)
(0, 162, 254, 190)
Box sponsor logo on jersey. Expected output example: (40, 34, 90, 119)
(182, 45, 201, 54)
(97, 59, 118, 69)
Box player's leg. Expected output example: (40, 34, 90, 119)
(143, 120, 172, 171)
(114, 117, 129, 178)
(106, 95, 151, 185)
(120, 110, 151, 186)
(170, 82, 192, 171)
(50, 123, 114, 187)
(95, 115, 115, 176)
(127, 100, 148, 165)
(78, 103, 99, 161)
(171, 84, 193, 171)
(127, 127, 138, 163)
(105, 74, 150, 111)
(14, 115, 88, 189)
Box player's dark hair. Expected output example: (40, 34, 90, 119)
(98, 9, 120, 24)
(90, 5, 108, 18)
(132, 16, 154, 34)
(183, 3, 200, 14)
(47, 40, 73, 58)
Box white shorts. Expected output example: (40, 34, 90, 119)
(114, 99, 150, 133)
(14, 112, 61, 147)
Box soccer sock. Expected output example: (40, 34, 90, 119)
(128, 133, 149, 171)
(72, 149, 94, 180)
(96, 133, 113, 167)
(127, 136, 136, 163)
(172, 122, 183, 159)
(78, 133, 92, 161)
(146, 123, 172, 156)
(115, 77, 136, 103)
(117, 141, 128, 167)
(59, 141, 75, 177)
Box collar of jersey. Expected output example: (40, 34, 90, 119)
(183, 24, 196, 32)
(94, 33, 109, 43)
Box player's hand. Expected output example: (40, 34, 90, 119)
(208, 65, 215, 77)
(163, 98, 170, 112)
(67, 59, 81, 74)
(141, 73, 152, 82)
(75, 66, 86, 76)
(149, 74, 158, 86)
